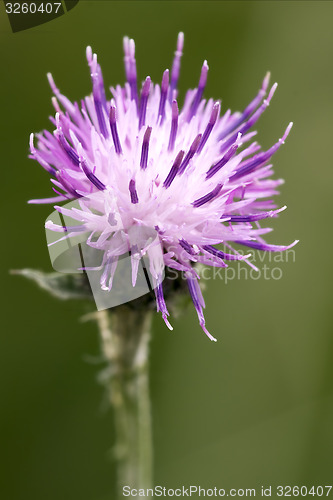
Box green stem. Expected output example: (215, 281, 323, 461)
(95, 307, 153, 497)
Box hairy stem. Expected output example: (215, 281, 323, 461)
(95, 307, 153, 497)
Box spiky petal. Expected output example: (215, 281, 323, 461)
(29, 34, 297, 341)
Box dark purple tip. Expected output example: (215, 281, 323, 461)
(230, 152, 268, 180)
(94, 98, 109, 139)
(178, 134, 202, 175)
(141, 75, 151, 98)
(218, 73, 270, 141)
(187, 60, 209, 122)
(80, 159, 106, 191)
(206, 143, 238, 179)
(161, 69, 169, 93)
(185, 273, 216, 341)
(109, 106, 122, 154)
(129, 179, 139, 204)
(192, 183, 222, 208)
(158, 69, 169, 123)
(202, 245, 244, 261)
(55, 170, 79, 198)
(168, 99, 179, 151)
(219, 83, 277, 151)
(88, 54, 109, 138)
(221, 211, 276, 222)
(139, 76, 151, 129)
(234, 239, 298, 252)
(154, 282, 172, 329)
(179, 239, 195, 255)
(109, 106, 116, 123)
(163, 150, 185, 188)
(140, 126, 152, 170)
(230, 122, 292, 181)
(97, 63, 108, 111)
(56, 130, 80, 167)
(197, 101, 220, 154)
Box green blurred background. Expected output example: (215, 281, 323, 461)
(1, 1, 332, 498)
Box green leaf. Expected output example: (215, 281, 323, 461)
(10, 269, 93, 301)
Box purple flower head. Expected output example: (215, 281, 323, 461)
(29, 33, 297, 341)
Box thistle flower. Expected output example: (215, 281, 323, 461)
(29, 33, 297, 341)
